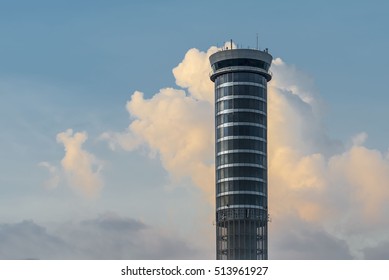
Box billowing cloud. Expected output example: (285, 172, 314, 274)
(172, 47, 218, 103)
(101, 45, 389, 259)
(40, 129, 103, 198)
(0, 213, 199, 259)
(268, 58, 389, 259)
(56, 129, 103, 198)
(101, 69, 215, 201)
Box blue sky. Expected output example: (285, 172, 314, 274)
(1, 0, 389, 259)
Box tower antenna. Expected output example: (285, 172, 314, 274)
(256, 33, 259, 50)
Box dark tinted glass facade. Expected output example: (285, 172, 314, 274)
(210, 48, 272, 260)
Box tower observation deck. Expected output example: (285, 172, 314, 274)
(209, 47, 272, 260)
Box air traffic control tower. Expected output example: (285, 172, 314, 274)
(210, 45, 272, 260)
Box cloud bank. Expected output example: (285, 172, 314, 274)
(0, 213, 199, 259)
(101, 45, 389, 259)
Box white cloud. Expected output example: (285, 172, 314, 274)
(172, 47, 218, 103)
(40, 129, 103, 198)
(270, 57, 317, 104)
(56, 129, 103, 198)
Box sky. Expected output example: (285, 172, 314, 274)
(1, 0, 389, 259)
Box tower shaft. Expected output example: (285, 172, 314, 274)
(210, 47, 272, 260)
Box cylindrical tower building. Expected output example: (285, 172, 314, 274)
(210, 47, 272, 260)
